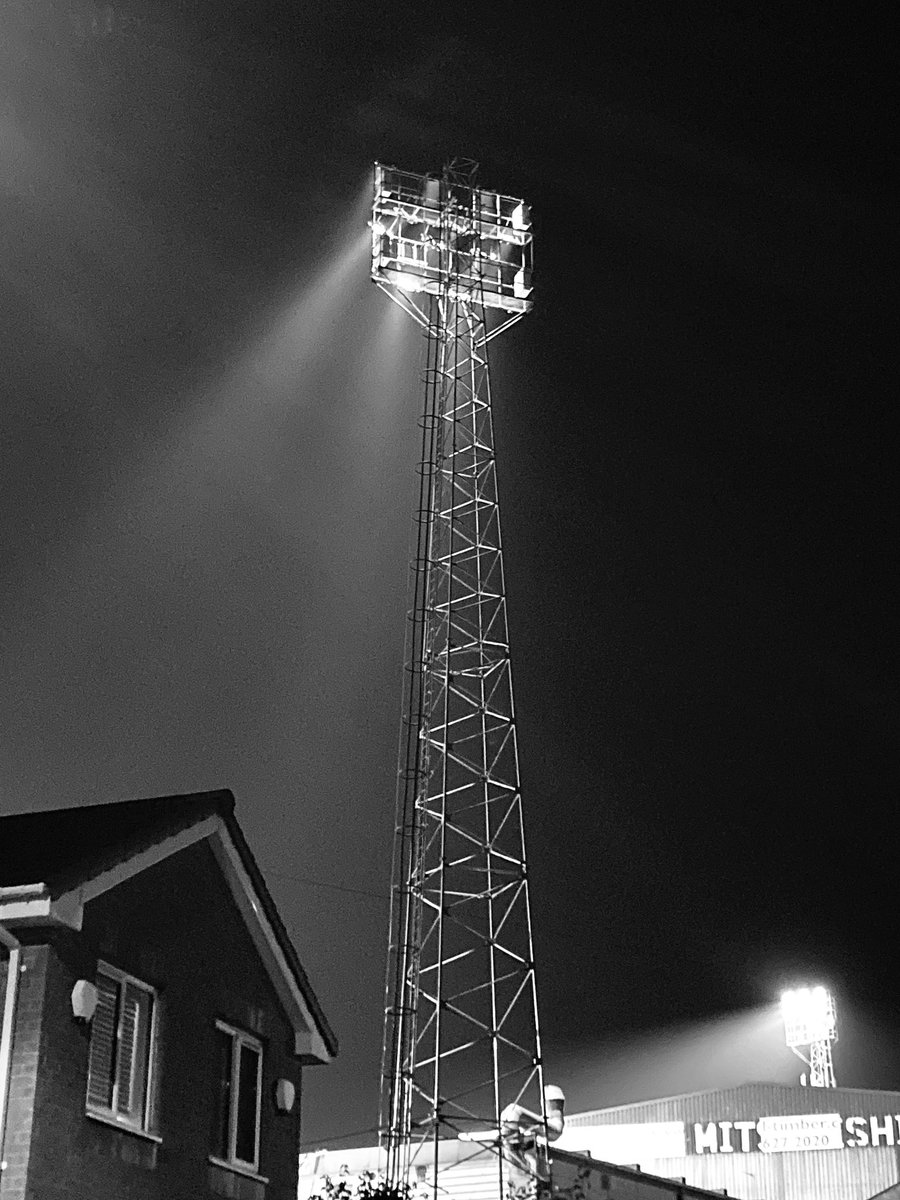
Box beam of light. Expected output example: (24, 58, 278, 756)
(0, 174, 378, 729)
(189, 226, 371, 429)
(0, 169, 417, 788)
(395, 272, 424, 293)
(549, 1006, 796, 1115)
(351, 287, 419, 423)
(329, 283, 422, 574)
(75, 166, 422, 682)
(130, 205, 374, 534)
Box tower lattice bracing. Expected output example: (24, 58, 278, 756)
(371, 160, 545, 1197)
(808, 1038, 837, 1089)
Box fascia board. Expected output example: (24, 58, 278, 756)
(208, 827, 332, 1063)
(74, 816, 222, 903)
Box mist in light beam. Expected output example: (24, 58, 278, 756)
(551, 1006, 793, 1112)
(123, 180, 384, 529)
(0, 173, 421, 823)
(159, 228, 373, 487)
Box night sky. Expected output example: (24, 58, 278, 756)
(2, 0, 897, 1150)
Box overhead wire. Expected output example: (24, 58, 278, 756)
(262, 867, 389, 902)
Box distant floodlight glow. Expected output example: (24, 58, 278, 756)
(781, 985, 836, 1048)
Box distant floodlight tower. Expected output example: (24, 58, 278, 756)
(781, 986, 838, 1088)
(371, 160, 545, 1197)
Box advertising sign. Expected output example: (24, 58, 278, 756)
(756, 1113, 844, 1153)
(692, 1112, 900, 1154)
(565, 1111, 900, 1160)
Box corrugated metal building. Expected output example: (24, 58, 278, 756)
(558, 1083, 900, 1200)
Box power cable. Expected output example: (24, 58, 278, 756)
(263, 868, 390, 902)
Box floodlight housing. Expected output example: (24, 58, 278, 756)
(371, 163, 533, 313)
(781, 986, 837, 1048)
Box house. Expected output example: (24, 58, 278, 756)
(0, 789, 337, 1200)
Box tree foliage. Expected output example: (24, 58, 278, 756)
(318, 1170, 418, 1200)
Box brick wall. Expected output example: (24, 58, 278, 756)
(0, 946, 48, 1200)
(15, 839, 308, 1200)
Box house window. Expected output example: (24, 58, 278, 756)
(86, 963, 156, 1132)
(213, 1021, 263, 1173)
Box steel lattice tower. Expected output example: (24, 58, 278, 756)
(370, 160, 545, 1197)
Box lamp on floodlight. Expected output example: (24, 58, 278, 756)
(781, 986, 838, 1088)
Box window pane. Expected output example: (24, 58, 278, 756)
(234, 1042, 260, 1165)
(212, 1028, 233, 1160)
(86, 973, 118, 1110)
(117, 982, 153, 1124)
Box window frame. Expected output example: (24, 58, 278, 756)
(213, 1019, 264, 1174)
(85, 961, 158, 1135)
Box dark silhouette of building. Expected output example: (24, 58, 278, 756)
(0, 790, 336, 1200)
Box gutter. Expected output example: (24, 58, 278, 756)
(0, 922, 21, 1181)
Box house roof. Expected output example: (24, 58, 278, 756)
(0, 790, 337, 1061)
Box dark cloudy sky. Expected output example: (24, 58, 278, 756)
(2, 0, 897, 1149)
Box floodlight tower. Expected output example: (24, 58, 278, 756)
(781, 986, 838, 1088)
(370, 160, 546, 1197)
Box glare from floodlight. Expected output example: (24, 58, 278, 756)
(781, 986, 837, 1049)
(395, 273, 424, 294)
